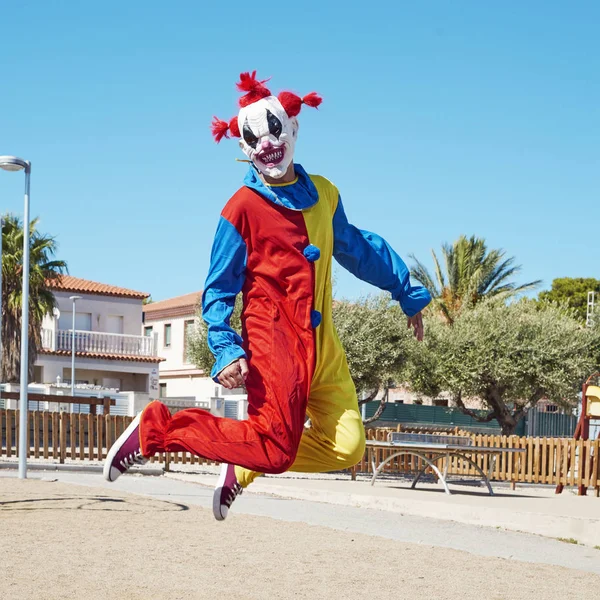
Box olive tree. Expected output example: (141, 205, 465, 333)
(404, 300, 599, 434)
(333, 295, 413, 422)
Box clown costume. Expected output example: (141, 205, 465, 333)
(103, 71, 431, 521)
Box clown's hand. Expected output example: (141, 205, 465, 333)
(218, 358, 249, 390)
(407, 312, 424, 342)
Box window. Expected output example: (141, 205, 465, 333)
(159, 383, 167, 398)
(224, 400, 239, 420)
(144, 326, 153, 337)
(59, 312, 92, 331)
(164, 324, 172, 348)
(433, 399, 449, 407)
(33, 366, 44, 383)
(184, 320, 195, 363)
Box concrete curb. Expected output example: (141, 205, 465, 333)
(0, 461, 164, 477)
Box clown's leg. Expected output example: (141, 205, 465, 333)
(235, 375, 365, 487)
(134, 308, 310, 469)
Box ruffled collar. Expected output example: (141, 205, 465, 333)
(243, 163, 318, 211)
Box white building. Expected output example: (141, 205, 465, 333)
(34, 276, 162, 413)
(143, 292, 248, 418)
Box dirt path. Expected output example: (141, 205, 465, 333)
(1, 478, 598, 600)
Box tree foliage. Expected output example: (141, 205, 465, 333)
(332, 295, 412, 397)
(591, 321, 600, 372)
(1, 214, 67, 382)
(404, 299, 599, 434)
(410, 235, 540, 324)
(538, 277, 600, 324)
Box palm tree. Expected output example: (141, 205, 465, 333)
(1, 214, 68, 382)
(410, 235, 540, 324)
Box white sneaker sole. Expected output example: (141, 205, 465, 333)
(213, 463, 230, 521)
(103, 413, 142, 482)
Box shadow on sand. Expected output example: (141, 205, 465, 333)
(0, 495, 189, 512)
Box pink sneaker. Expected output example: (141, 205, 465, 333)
(213, 463, 243, 521)
(103, 413, 148, 482)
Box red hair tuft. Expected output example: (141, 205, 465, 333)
(211, 116, 241, 143)
(211, 117, 231, 143)
(236, 71, 272, 107)
(278, 91, 302, 117)
(301, 92, 322, 108)
(278, 91, 323, 117)
(228, 116, 240, 138)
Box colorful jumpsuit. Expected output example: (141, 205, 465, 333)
(139, 165, 431, 487)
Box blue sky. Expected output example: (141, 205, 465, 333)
(1, 1, 598, 302)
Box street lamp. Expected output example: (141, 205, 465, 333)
(0, 215, 3, 404)
(0, 155, 31, 479)
(69, 296, 82, 397)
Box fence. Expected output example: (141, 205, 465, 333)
(1, 410, 598, 492)
(363, 402, 579, 438)
(0, 409, 215, 467)
(526, 407, 578, 438)
(363, 402, 519, 434)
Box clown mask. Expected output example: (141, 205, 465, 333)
(238, 96, 298, 180)
(211, 71, 322, 178)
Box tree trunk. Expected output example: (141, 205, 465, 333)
(357, 388, 379, 407)
(483, 385, 521, 435)
(454, 383, 525, 436)
(499, 419, 518, 436)
(362, 387, 387, 424)
(2, 310, 38, 383)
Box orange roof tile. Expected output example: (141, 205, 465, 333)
(143, 291, 202, 320)
(40, 349, 163, 363)
(48, 276, 149, 300)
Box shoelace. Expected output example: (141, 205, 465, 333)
(225, 483, 243, 508)
(119, 451, 146, 470)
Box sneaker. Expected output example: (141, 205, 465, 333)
(213, 463, 243, 521)
(103, 413, 148, 482)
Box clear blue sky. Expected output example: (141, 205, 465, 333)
(1, 1, 598, 302)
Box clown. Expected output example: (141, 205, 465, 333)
(103, 71, 431, 521)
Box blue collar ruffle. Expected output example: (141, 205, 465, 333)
(243, 163, 318, 211)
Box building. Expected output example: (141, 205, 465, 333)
(35, 276, 162, 413)
(143, 292, 248, 418)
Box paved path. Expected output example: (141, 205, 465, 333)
(6, 469, 598, 576)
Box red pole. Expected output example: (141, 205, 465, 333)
(577, 383, 590, 495)
(556, 381, 589, 495)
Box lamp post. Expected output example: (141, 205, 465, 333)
(69, 296, 82, 398)
(0, 214, 3, 404)
(0, 156, 31, 479)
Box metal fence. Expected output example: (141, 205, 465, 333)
(525, 408, 578, 438)
(363, 402, 578, 438)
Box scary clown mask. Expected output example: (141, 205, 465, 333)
(238, 96, 297, 179)
(211, 71, 322, 180)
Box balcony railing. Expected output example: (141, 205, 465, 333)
(42, 328, 156, 358)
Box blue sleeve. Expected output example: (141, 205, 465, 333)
(202, 216, 247, 382)
(332, 196, 431, 317)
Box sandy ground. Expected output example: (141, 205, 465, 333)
(1, 478, 599, 600)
